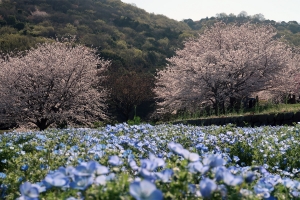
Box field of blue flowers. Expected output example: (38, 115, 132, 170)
(1, 123, 300, 199)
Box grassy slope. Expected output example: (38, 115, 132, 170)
(171, 103, 300, 122)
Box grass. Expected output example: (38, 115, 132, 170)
(0, 130, 8, 134)
(171, 102, 300, 122)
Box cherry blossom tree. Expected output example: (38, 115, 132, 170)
(0, 41, 110, 130)
(154, 22, 299, 115)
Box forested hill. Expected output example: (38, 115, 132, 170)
(0, 0, 193, 72)
(1, 0, 300, 72)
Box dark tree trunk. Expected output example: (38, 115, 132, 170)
(35, 118, 50, 131)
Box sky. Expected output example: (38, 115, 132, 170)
(121, 0, 300, 23)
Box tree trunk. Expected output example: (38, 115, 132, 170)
(35, 118, 50, 131)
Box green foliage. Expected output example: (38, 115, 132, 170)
(170, 102, 300, 123)
(184, 14, 300, 47)
(229, 141, 254, 166)
(127, 115, 141, 125)
(0, 33, 48, 53)
(93, 121, 106, 128)
(0, 0, 191, 73)
(6, 15, 16, 25)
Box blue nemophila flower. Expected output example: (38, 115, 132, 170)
(259, 166, 270, 177)
(188, 161, 209, 174)
(0, 184, 8, 199)
(35, 146, 44, 151)
(88, 161, 108, 174)
(44, 168, 70, 187)
(188, 183, 202, 197)
(291, 190, 300, 198)
(17, 182, 43, 200)
(168, 142, 184, 155)
(129, 179, 163, 200)
(253, 175, 280, 199)
(108, 155, 123, 166)
(93, 154, 100, 160)
(188, 183, 197, 194)
(123, 149, 133, 158)
(202, 154, 225, 168)
(0, 172, 6, 179)
(69, 174, 94, 190)
(141, 159, 159, 172)
(155, 169, 173, 183)
(40, 164, 48, 170)
(106, 173, 116, 181)
(217, 184, 227, 198)
(215, 166, 243, 186)
(199, 178, 217, 198)
(139, 168, 156, 181)
(149, 153, 165, 168)
(196, 143, 209, 152)
(168, 142, 199, 161)
(70, 145, 79, 152)
(21, 164, 29, 171)
(68, 161, 109, 190)
(293, 180, 300, 190)
(66, 192, 84, 200)
(214, 166, 227, 182)
(282, 177, 295, 188)
(95, 165, 109, 175)
(128, 159, 140, 171)
(240, 189, 253, 197)
(36, 134, 47, 141)
(244, 171, 256, 183)
(95, 175, 107, 186)
(66, 197, 77, 200)
(129, 159, 140, 171)
(5, 142, 12, 147)
(254, 185, 270, 198)
(260, 175, 281, 188)
(180, 149, 200, 162)
(222, 170, 243, 186)
(233, 156, 240, 163)
(73, 161, 108, 176)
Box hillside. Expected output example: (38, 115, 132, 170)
(1, 1, 300, 71)
(0, 0, 193, 72)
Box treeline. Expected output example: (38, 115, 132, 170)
(183, 11, 300, 46)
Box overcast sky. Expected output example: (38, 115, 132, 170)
(121, 0, 300, 23)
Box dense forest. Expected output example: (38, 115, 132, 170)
(0, 0, 300, 124)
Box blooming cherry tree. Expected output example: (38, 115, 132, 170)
(154, 22, 299, 115)
(0, 41, 110, 130)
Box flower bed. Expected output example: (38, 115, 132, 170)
(1, 123, 300, 199)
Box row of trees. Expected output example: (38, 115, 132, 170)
(1, 22, 300, 130)
(154, 22, 300, 116)
(0, 39, 155, 130)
